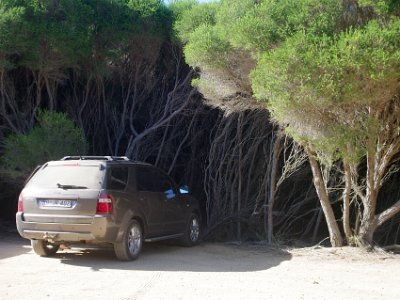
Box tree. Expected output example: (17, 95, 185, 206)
(252, 19, 400, 246)
(173, 0, 324, 243)
(174, 0, 400, 246)
(0, 0, 173, 135)
(1, 110, 87, 176)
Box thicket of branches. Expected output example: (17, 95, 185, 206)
(174, 0, 400, 246)
(0, 0, 217, 221)
(1, 0, 400, 247)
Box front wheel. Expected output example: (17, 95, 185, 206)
(180, 214, 200, 246)
(114, 220, 143, 261)
(31, 240, 60, 256)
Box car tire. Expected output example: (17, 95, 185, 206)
(180, 213, 200, 247)
(31, 240, 60, 256)
(114, 219, 143, 261)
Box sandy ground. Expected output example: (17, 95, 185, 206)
(1, 225, 400, 300)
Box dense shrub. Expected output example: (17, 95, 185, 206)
(2, 111, 87, 176)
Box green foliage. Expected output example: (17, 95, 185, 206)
(252, 19, 400, 162)
(0, 0, 95, 72)
(1, 111, 87, 176)
(358, 0, 400, 15)
(222, 0, 342, 52)
(174, 1, 400, 159)
(171, 0, 230, 69)
(173, 0, 400, 243)
(0, 0, 173, 74)
(184, 23, 231, 68)
(129, 0, 164, 17)
(253, 18, 400, 109)
(128, 0, 172, 36)
(172, 0, 218, 43)
(174, 0, 343, 69)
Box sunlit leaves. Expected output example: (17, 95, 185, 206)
(2, 110, 87, 175)
(252, 19, 400, 162)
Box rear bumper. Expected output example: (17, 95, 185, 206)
(16, 212, 119, 243)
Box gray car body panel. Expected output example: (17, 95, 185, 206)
(16, 159, 200, 245)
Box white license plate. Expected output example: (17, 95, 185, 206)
(39, 199, 74, 208)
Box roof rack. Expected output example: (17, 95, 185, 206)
(60, 156, 130, 161)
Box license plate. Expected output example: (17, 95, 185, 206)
(39, 199, 74, 208)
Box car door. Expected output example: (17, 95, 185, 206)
(150, 172, 187, 235)
(135, 166, 165, 237)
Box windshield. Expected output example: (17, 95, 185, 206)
(26, 164, 105, 189)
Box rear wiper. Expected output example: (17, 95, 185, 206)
(57, 183, 88, 190)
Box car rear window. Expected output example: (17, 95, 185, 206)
(106, 166, 129, 190)
(26, 164, 105, 189)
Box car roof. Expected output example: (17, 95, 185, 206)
(52, 156, 154, 168)
(61, 156, 129, 161)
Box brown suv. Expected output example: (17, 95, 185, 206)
(16, 156, 201, 260)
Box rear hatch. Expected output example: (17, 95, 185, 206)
(21, 161, 106, 224)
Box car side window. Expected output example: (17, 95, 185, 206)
(151, 172, 177, 200)
(108, 166, 129, 190)
(151, 172, 173, 193)
(135, 166, 175, 197)
(136, 167, 154, 191)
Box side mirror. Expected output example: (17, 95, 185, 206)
(164, 188, 176, 199)
(179, 185, 189, 194)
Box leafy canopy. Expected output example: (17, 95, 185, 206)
(0, 0, 172, 74)
(252, 19, 400, 162)
(1, 110, 87, 176)
(174, 0, 400, 164)
(173, 0, 343, 69)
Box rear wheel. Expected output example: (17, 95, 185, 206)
(114, 220, 143, 261)
(180, 214, 200, 246)
(31, 240, 60, 256)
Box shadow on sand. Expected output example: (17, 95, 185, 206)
(0, 219, 291, 272)
(0, 235, 31, 259)
(55, 241, 291, 273)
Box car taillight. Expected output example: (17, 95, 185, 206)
(18, 193, 24, 212)
(96, 194, 113, 214)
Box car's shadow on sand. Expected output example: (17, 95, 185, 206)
(55, 241, 291, 272)
(0, 225, 291, 272)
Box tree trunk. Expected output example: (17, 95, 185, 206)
(267, 129, 284, 244)
(358, 217, 377, 246)
(306, 147, 343, 247)
(342, 160, 353, 242)
(358, 197, 400, 246)
(358, 197, 378, 246)
(356, 100, 400, 246)
(358, 147, 379, 246)
(237, 112, 243, 242)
